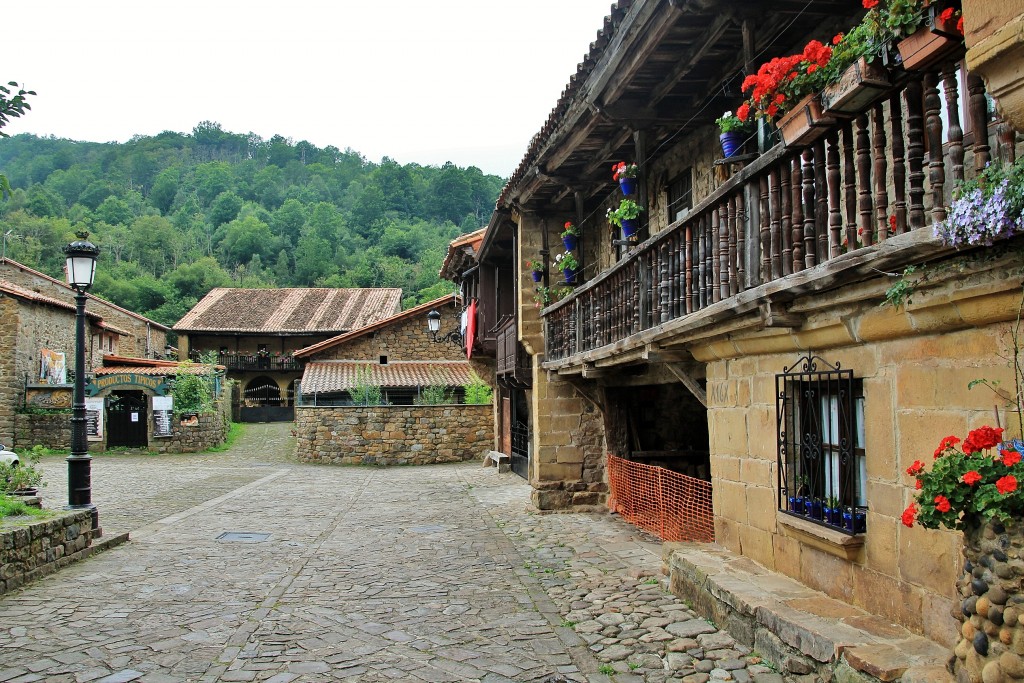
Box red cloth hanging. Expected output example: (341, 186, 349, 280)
(465, 300, 477, 359)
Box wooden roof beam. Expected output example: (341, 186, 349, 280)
(599, 2, 687, 107)
(648, 13, 736, 105)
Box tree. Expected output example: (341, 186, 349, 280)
(219, 214, 275, 266)
(209, 191, 242, 227)
(0, 82, 34, 199)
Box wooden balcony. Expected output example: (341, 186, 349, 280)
(190, 351, 301, 372)
(496, 316, 531, 387)
(544, 63, 1010, 365)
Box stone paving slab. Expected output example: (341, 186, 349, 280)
(2, 424, 845, 681)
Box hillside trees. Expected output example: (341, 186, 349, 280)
(0, 124, 498, 325)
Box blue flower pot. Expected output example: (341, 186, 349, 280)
(621, 219, 638, 238)
(619, 177, 637, 195)
(562, 235, 578, 251)
(531, 271, 542, 283)
(563, 266, 577, 284)
(789, 496, 804, 513)
(720, 131, 744, 158)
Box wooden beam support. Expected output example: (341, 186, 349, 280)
(666, 363, 708, 409)
(648, 14, 735, 105)
(561, 376, 605, 412)
(759, 300, 804, 328)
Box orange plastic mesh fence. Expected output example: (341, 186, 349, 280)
(607, 454, 715, 543)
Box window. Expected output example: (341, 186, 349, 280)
(379, 355, 388, 365)
(776, 355, 866, 534)
(667, 169, 693, 224)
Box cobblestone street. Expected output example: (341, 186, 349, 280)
(0, 424, 779, 683)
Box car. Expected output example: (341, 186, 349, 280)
(0, 445, 19, 467)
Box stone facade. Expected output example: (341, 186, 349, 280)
(0, 510, 93, 596)
(295, 405, 493, 466)
(150, 401, 230, 454)
(0, 259, 168, 359)
(698, 251, 1024, 646)
(312, 300, 465, 363)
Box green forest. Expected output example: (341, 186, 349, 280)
(0, 121, 504, 326)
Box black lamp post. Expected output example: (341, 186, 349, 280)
(63, 231, 99, 533)
(426, 309, 463, 348)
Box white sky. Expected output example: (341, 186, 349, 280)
(3, 1, 615, 178)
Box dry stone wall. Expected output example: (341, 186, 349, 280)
(0, 510, 93, 595)
(295, 404, 493, 466)
(14, 412, 71, 450)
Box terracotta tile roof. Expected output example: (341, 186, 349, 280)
(439, 228, 486, 280)
(97, 320, 132, 336)
(0, 257, 170, 330)
(300, 360, 476, 393)
(173, 287, 403, 334)
(95, 364, 215, 376)
(293, 295, 461, 358)
(0, 280, 102, 321)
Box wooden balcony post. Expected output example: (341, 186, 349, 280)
(924, 71, 947, 224)
(843, 121, 858, 249)
(873, 103, 890, 242)
(890, 92, 908, 235)
(905, 77, 927, 230)
(968, 73, 992, 172)
(826, 132, 842, 258)
(856, 113, 874, 246)
(760, 175, 771, 283)
(802, 149, 817, 268)
(943, 64, 965, 186)
(791, 155, 804, 271)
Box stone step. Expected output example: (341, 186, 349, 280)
(664, 542, 954, 682)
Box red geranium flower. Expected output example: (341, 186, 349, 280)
(939, 7, 954, 22)
(901, 503, 917, 527)
(916, 479, 922, 490)
(957, 16, 964, 33)
(963, 426, 1004, 454)
(833, 33, 843, 46)
(997, 475, 1018, 495)
(906, 460, 924, 476)
(963, 470, 982, 486)
(736, 103, 750, 122)
(1003, 449, 1022, 467)
(934, 435, 961, 458)
(934, 495, 952, 513)
(863, 0, 878, 7)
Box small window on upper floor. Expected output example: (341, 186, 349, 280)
(379, 355, 388, 365)
(667, 169, 693, 224)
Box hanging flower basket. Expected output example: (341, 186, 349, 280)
(777, 94, 837, 149)
(898, 7, 964, 71)
(719, 132, 745, 158)
(621, 218, 639, 238)
(531, 271, 543, 283)
(562, 234, 578, 251)
(563, 266, 578, 284)
(619, 176, 637, 195)
(820, 57, 892, 117)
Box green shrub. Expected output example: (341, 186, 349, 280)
(348, 366, 387, 406)
(416, 385, 454, 405)
(171, 360, 215, 417)
(464, 374, 493, 405)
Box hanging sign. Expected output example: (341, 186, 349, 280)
(86, 372, 170, 396)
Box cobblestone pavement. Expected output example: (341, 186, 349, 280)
(1, 424, 782, 683)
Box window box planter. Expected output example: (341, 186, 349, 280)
(898, 8, 964, 71)
(820, 57, 892, 117)
(777, 95, 837, 149)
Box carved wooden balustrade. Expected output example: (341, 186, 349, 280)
(544, 64, 1011, 363)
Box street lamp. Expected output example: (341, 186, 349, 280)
(63, 231, 100, 534)
(426, 309, 463, 348)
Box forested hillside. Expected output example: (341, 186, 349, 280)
(0, 121, 504, 326)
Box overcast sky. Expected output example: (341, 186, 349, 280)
(4, 1, 614, 178)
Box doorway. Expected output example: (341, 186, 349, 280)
(106, 391, 148, 448)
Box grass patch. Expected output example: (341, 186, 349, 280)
(204, 421, 244, 453)
(0, 495, 52, 520)
(598, 664, 615, 675)
(560, 619, 577, 629)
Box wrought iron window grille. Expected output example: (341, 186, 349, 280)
(776, 354, 866, 535)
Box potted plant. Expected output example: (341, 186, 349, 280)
(824, 495, 843, 526)
(606, 199, 645, 238)
(612, 161, 639, 195)
(738, 39, 837, 148)
(715, 111, 752, 158)
(804, 496, 824, 520)
(897, 4, 964, 70)
(561, 221, 580, 251)
(0, 446, 44, 498)
(553, 250, 580, 284)
(819, 22, 892, 116)
(525, 258, 545, 283)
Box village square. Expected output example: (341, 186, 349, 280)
(4, 0, 1024, 681)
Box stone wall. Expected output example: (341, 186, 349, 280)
(0, 296, 18, 447)
(700, 251, 1024, 646)
(295, 404, 493, 466)
(313, 300, 465, 362)
(0, 261, 167, 358)
(14, 412, 71, 450)
(0, 509, 93, 595)
(151, 410, 228, 454)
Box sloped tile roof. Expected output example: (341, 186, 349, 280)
(439, 228, 486, 280)
(94, 364, 215, 376)
(0, 280, 102, 321)
(173, 288, 403, 334)
(301, 360, 475, 393)
(293, 295, 460, 358)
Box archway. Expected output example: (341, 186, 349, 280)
(240, 376, 293, 423)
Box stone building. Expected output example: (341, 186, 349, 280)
(0, 258, 169, 449)
(293, 295, 494, 466)
(174, 287, 401, 421)
(451, 0, 1024, 676)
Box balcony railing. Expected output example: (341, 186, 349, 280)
(190, 351, 301, 372)
(545, 63, 1005, 363)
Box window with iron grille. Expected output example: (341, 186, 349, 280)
(667, 169, 693, 223)
(776, 355, 866, 534)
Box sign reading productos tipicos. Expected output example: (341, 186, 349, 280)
(85, 372, 170, 396)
